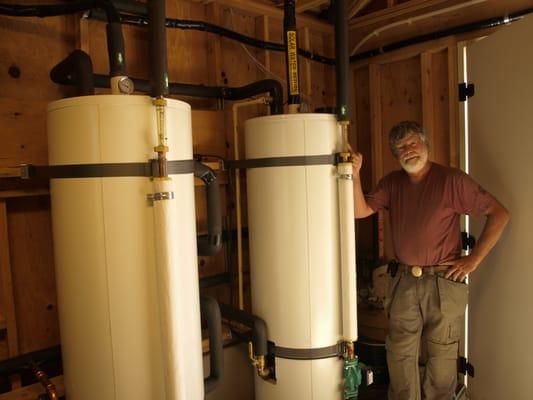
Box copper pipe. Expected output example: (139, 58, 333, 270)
(32, 363, 58, 400)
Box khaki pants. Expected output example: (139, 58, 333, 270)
(384, 271, 468, 400)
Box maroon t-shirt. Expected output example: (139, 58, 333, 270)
(365, 162, 497, 265)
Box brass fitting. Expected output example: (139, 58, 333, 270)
(153, 97, 168, 107)
(32, 364, 58, 400)
(248, 342, 271, 379)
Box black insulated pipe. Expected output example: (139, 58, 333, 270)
(0, 346, 61, 377)
(283, 0, 300, 106)
(106, 22, 127, 77)
(92, 74, 283, 115)
(194, 162, 222, 257)
(148, 0, 169, 97)
(50, 50, 95, 96)
(218, 303, 268, 357)
(335, 0, 349, 121)
(350, 8, 533, 62)
(222, 80, 283, 115)
(201, 295, 224, 393)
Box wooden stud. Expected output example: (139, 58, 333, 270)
(206, 2, 224, 87)
(255, 15, 271, 73)
(348, 0, 373, 20)
(300, 26, 312, 101)
(296, 0, 329, 13)
(0, 200, 18, 358)
(369, 63, 383, 186)
(448, 44, 460, 168)
(421, 52, 435, 160)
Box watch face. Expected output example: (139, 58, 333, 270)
(118, 77, 134, 94)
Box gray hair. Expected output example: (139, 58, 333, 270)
(389, 121, 429, 156)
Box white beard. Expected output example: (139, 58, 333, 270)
(399, 147, 429, 174)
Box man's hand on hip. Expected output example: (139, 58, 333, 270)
(443, 254, 482, 282)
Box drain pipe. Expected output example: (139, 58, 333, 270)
(335, 0, 361, 398)
(283, 0, 300, 113)
(50, 50, 95, 96)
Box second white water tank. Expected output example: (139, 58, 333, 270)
(245, 114, 344, 399)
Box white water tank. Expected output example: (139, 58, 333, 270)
(47, 95, 204, 400)
(245, 114, 344, 399)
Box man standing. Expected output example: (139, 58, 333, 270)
(352, 121, 509, 399)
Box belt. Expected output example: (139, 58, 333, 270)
(398, 264, 450, 278)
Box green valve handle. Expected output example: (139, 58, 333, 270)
(344, 358, 362, 399)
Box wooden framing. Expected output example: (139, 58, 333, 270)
(421, 51, 436, 160)
(0, 200, 18, 358)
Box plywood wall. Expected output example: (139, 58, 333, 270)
(0, 0, 335, 376)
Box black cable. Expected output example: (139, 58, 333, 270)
(113, 13, 336, 65)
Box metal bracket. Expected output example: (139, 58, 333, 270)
(461, 232, 476, 251)
(458, 356, 475, 377)
(459, 83, 475, 102)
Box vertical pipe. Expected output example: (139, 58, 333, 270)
(148, 0, 169, 98)
(335, 0, 358, 345)
(338, 163, 358, 343)
(335, 0, 349, 122)
(284, 0, 300, 113)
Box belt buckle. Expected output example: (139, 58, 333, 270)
(411, 265, 423, 277)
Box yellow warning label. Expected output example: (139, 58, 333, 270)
(287, 31, 299, 96)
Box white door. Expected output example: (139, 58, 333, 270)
(465, 15, 533, 400)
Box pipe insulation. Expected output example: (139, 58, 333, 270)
(337, 162, 358, 342)
(148, 0, 169, 97)
(335, 0, 349, 121)
(152, 178, 204, 400)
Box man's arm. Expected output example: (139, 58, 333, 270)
(445, 199, 510, 282)
(352, 152, 376, 219)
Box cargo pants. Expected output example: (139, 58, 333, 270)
(384, 269, 469, 400)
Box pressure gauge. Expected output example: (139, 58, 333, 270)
(118, 77, 134, 94)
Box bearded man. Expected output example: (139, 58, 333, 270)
(352, 121, 509, 400)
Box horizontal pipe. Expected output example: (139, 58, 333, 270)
(0, 0, 120, 22)
(199, 273, 231, 289)
(89, 8, 336, 65)
(350, 8, 533, 62)
(201, 295, 224, 393)
(0, 346, 61, 377)
(218, 303, 268, 356)
(92, 74, 283, 114)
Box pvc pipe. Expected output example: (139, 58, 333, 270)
(337, 161, 358, 342)
(152, 178, 204, 400)
(232, 97, 271, 310)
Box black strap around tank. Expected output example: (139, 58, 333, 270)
(224, 154, 337, 170)
(21, 160, 196, 179)
(269, 342, 344, 360)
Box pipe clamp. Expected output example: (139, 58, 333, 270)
(147, 191, 174, 202)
